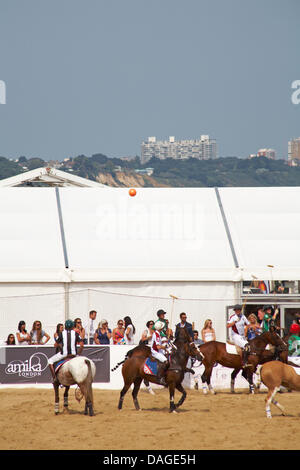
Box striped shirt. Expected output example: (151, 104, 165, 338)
(56, 330, 81, 356)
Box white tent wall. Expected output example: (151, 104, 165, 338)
(0, 283, 66, 344)
(69, 281, 237, 344)
(219, 187, 300, 280)
(0, 280, 237, 346)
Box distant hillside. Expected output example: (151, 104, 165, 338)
(1, 153, 300, 187)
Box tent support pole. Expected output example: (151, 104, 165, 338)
(64, 283, 70, 321)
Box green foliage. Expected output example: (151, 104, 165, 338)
(0, 153, 300, 187)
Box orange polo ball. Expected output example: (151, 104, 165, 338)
(129, 188, 137, 197)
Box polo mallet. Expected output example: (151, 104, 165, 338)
(242, 274, 258, 313)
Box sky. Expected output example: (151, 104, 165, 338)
(0, 0, 299, 161)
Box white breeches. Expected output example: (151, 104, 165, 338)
(231, 333, 248, 349)
(151, 350, 167, 363)
(48, 352, 68, 365)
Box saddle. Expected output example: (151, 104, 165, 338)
(143, 357, 159, 376)
(54, 355, 75, 375)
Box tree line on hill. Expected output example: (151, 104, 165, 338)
(0, 153, 300, 187)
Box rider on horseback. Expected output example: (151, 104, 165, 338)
(227, 304, 251, 367)
(48, 319, 84, 385)
(150, 320, 170, 386)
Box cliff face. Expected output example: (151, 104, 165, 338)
(95, 170, 170, 187)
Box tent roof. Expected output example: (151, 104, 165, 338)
(0, 167, 108, 188)
(0, 185, 299, 282)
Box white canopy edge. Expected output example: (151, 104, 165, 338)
(0, 267, 298, 283)
(0, 167, 109, 188)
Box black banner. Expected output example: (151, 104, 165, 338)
(0, 346, 110, 384)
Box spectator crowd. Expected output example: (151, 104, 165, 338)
(4, 305, 300, 360)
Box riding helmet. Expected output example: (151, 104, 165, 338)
(65, 319, 74, 330)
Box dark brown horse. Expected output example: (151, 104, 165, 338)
(114, 327, 202, 413)
(198, 329, 288, 394)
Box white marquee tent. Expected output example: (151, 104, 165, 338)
(0, 168, 300, 345)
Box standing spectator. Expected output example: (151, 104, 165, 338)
(16, 321, 31, 345)
(74, 318, 85, 340)
(124, 316, 135, 345)
(54, 323, 64, 342)
(141, 320, 155, 345)
(30, 321, 50, 345)
(201, 319, 216, 343)
(94, 319, 112, 345)
(244, 313, 261, 340)
(112, 320, 126, 345)
(84, 310, 97, 345)
(175, 312, 194, 341)
(6, 334, 16, 345)
(54, 323, 64, 353)
(192, 330, 203, 390)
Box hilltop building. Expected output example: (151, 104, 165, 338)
(288, 138, 300, 165)
(141, 135, 217, 164)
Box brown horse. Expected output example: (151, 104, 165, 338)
(114, 327, 202, 413)
(198, 330, 288, 394)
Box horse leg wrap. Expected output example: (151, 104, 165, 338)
(87, 402, 94, 417)
(55, 402, 59, 415)
(170, 399, 176, 413)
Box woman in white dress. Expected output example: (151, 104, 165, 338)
(124, 316, 135, 345)
(16, 321, 31, 345)
(201, 319, 216, 343)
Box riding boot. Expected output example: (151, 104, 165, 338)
(49, 364, 59, 385)
(157, 361, 169, 386)
(242, 343, 251, 368)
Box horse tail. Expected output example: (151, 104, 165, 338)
(111, 359, 126, 372)
(84, 359, 94, 405)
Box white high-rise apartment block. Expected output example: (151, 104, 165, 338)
(141, 135, 217, 164)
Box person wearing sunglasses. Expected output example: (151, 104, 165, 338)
(30, 320, 50, 345)
(74, 318, 85, 340)
(141, 320, 155, 345)
(94, 319, 112, 345)
(112, 320, 126, 345)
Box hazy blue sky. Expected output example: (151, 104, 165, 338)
(0, 0, 299, 161)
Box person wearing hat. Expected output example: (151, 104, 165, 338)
(227, 304, 250, 366)
(150, 320, 169, 385)
(288, 323, 300, 357)
(153, 309, 168, 338)
(48, 319, 84, 384)
(260, 305, 279, 333)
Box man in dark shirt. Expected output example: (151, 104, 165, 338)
(175, 312, 194, 341)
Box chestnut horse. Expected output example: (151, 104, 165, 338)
(198, 329, 288, 394)
(114, 327, 202, 413)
